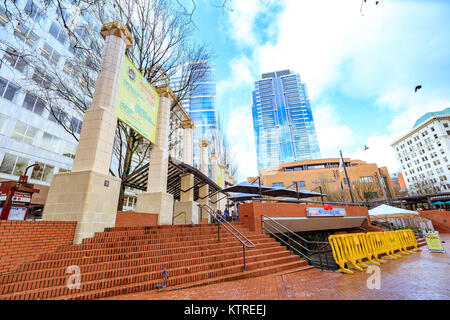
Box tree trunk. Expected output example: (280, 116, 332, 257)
(117, 131, 135, 211)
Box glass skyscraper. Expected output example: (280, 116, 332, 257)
(252, 70, 321, 171)
(171, 61, 218, 168)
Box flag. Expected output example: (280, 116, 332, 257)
(339, 154, 344, 172)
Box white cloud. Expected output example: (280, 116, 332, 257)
(226, 0, 268, 47)
(349, 135, 400, 174)
(226, 106, 258, 181)
(221, 0, 450, 176)
(313, 105, 355, 158)
(216, 55, 255, 99)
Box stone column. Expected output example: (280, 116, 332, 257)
(173, 120, 198, 224)
(216, 164, 227, 211)
(198, 140, 210, 223)
(136, 86, 174, 225)
(210, 154, 218, 210)
(42, 22, 132, 244)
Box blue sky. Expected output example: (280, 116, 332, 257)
(188, 0, 450, 181)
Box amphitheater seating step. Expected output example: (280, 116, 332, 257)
(0, 223, 308, 300)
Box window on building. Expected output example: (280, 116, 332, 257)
(62, 141, 77, 159)
(63, 61, 75, 76)
(0, 5, 9, 26)
(360, 176, 374, 183)
(3, 47, 28, 73)
(14, 24, 38, 47)
(48, 22, 67, 44)
(40, 43, 60, 65)
(40, 132, 61, 153)
(48, 106, 68, 125)
(0, 153, 29, 176)
(24, 0, 47, 25)
(272, 182, 284, 188)
(444, 123, 449, 128)
(70, 117, 82, 134)
(0, 77, 20, 102)
(364, 192, 378, 200)
(22, 92, 45, 116)
(32, 68, 53, 89)
(31, 161, 54, 183)
(11, 121, 37, 145)
(293, 181, 305, 188)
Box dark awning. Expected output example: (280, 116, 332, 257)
(121, 156, 225, 201)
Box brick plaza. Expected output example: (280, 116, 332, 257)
(104, 234, 450, 300)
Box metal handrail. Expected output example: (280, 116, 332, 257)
(197, 204, 255, 271)
(261, 215, 334, 271)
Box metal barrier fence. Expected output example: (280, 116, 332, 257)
(328, 229, 421, 274)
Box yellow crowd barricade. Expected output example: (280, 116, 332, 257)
(383, 231, 404, 259)
(328, 229, 422, 274)
(365, 232, 388, 264)
(395, 230, 414, 255)
(403, 229, 422, 252)
(328, 235, 354, 274)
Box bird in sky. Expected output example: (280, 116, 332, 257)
(364, 145, 369, 151)
(415, 85, 422, 92)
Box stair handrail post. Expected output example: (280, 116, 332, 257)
(243, 244, 246, 272)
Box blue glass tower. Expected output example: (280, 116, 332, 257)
(252, 70, 321, 171)
(171, 61, 217, 168)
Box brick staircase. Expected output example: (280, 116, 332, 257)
(0, 222, 310, 300)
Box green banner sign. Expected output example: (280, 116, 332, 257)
(116, 55, 159, 143)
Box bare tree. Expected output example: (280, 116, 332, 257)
(1, 0, 215, 210)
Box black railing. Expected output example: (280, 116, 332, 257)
(197, 204, 255, 271)
(260, 215, 336, 271)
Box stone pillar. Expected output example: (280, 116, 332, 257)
(198, 140, 210, 223)
(210, 154, 219, 210)
(136, 86, 174, 225)
(216, 163, 226, 211)
(221, 168, 229, 212)
(173, 120, 198, 224)
(42, 22, 132, 244)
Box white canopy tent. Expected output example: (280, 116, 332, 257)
(369, 204, 433, 232)
(369, 204, 419, 218)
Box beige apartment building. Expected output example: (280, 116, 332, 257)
(251, 158, 396, 202)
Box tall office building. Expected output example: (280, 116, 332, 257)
(391, 107, 450, 195)
(171, 61, 218, 169)
(251, 70, 321, 171)
(0, 0, 102, 213)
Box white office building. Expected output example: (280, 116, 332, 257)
(391, 108, 450, 195)
(0, 0, 103, 214)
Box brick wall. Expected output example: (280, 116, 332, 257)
(0, 220, 76, 274)
(419, 210, 450, 233)
(115, 211, 158, 227)
(238, 202, 370, 232)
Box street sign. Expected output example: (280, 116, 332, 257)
(306, 207, 347, 217)
(424, 232, 445, 252)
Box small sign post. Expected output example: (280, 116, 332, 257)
(424, 232, 445, 253)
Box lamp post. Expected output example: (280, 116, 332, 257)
(19, 163, 40, 185)
(340, 150, 355, 203)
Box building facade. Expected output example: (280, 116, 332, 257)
(251, 70, 320, 172)
(0, 0, 103, 212)
(170, 61, 218, 169)
(255, 158, 396, 202)
(391, 107, 450, 195)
